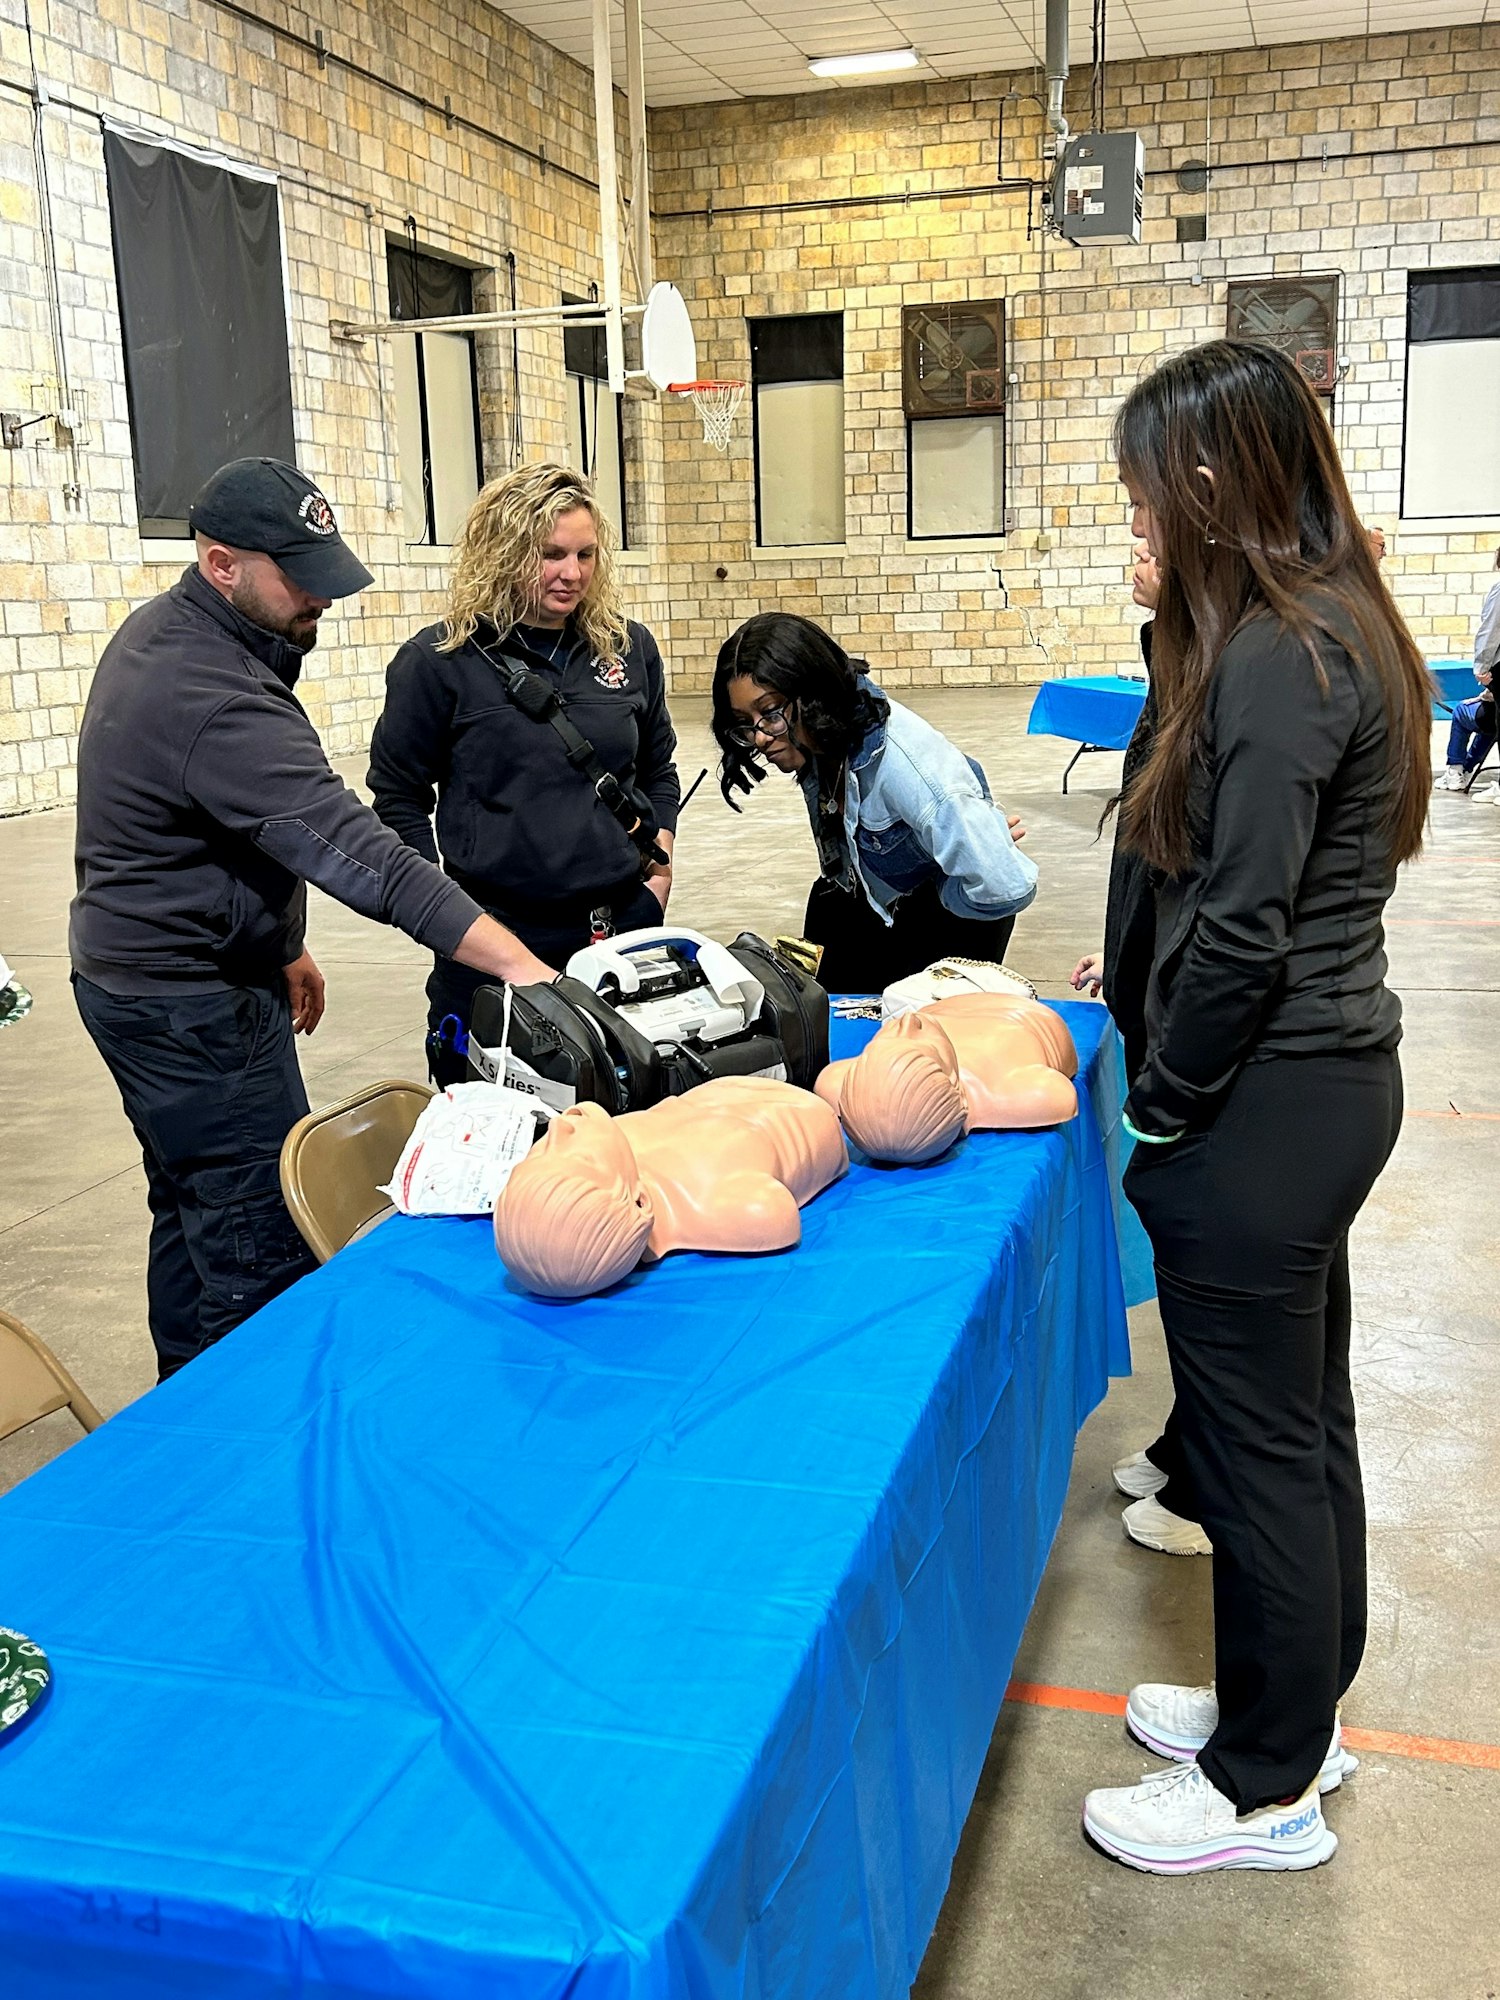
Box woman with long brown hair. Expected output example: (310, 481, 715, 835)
(1081, 341, 1432, 1875)
(370, 464, 679, 1082)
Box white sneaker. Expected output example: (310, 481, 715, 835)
(1112, 1447, 1168, 1500)
(1083, 1761, 1337, 1874)
(1436, 765, 1468, 791)
(1125, 1680, 1359, 1795)
(1122, 1493, 1213, 1556)
(1472, 779, 1500, 803)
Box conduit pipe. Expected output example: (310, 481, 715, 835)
(1045, 0, 1071, 164)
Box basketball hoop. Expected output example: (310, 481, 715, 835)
(671, 379, 746, 453)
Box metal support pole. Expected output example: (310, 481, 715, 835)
(592, 0, 627, 394)
(624, 0, 653, 292)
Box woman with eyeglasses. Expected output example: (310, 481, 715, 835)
(1078, 341, 1432, 1876)
(711, 612, 1037, 992)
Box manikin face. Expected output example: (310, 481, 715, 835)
(725, 675, 814, 775)
(527, 506, 599, 628)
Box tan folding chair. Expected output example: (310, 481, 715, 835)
(0, 1310, 104, 1444)
(279, 1079, 436, 1263)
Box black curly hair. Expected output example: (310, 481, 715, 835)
(711, 612, 889, 809)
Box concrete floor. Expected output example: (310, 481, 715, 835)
(2, 686, 1497, 1997)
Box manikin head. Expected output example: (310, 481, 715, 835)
(818, 1012, 968, 1164)
(494, 1104, 654, 1298)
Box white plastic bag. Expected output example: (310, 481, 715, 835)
(382, 1082, 547, 1217)
(881, 958, 1038, 1018)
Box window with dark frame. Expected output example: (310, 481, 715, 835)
(749, 314, 846, 548)
(563, 290, 628, 547)
(104, 131, 296, 539)
(1402, 267, 1500, 521)
(387, 239, 486, 547)
(902, 301, 1006, 540)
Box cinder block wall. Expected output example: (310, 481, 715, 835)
(2, 2, 1497, 811)
(0, 0, 668, 814)
(650, 21, 1500, 691)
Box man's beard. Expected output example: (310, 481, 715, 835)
(229, 578, 322, 653)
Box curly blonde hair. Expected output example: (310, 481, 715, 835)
(439, 462, 631, 662)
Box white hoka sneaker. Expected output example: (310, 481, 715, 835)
(1083, 1761, 1337, 1875)
(1436, 765, 1468, 792)
(1112, 1448, 1168, 1500)
(1125, 1680, 1359, 1795)
(1121, 1493, 1213, 1556)
(1473, 780, 1500, 803)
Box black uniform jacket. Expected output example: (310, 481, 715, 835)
(70, 569, 483, 994)
(368, 617, 680, 911)
(1117, 610, 1403, 1139)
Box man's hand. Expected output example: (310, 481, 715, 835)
(452, 915, 559, 987)
(283, 950, 326, 1034)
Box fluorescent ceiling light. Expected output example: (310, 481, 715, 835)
(808, 47, 920, 78)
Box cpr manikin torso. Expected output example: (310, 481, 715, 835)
(816, 995, 1079, 1164)
(494, 1076, 848, 1298)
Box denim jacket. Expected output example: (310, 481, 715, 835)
(799, 682, 1038, 926)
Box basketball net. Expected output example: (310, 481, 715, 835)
(671, 380, 745, 453)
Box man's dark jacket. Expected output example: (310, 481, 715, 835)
(70, 569, 484, 993)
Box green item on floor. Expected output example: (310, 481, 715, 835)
(0, 1627, 51, 1740)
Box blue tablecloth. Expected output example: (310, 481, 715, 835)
(1028, 664, 1477, 748)
(1025, 674, 1146, 751)
(1428, 658, 1481, 709)
(0, 1003, 1133, 2000)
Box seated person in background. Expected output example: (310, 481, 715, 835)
(1437, 548, 1500, 796)
(1436, 666, 1495, 793)
(370, 464, 680, 1084)
(712, 613, 1036, 994)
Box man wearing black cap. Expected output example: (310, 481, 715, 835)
(70, 458, 557, 1382)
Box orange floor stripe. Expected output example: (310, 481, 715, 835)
(1405, 1109, 1500, 1122)
(1006, 1680, 1127, 1718)
(1004, 1682, 1500, 1773)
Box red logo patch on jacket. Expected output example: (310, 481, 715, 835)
(593, 657, 629, 690)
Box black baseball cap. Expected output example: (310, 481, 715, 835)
(188, 458, 373, 599)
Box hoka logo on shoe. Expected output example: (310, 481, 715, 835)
(1270, 1804, 1319, 1838)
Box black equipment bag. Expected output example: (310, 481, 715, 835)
(467, 932, 828, 1113)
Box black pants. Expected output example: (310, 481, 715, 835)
(802, 877, 1015, 995)
(426, 879, 663, 1086)
(74, 974, 317, 1382)
(1123, 1048, 1402, 1812)
(1143, 1407, 1197, 1521)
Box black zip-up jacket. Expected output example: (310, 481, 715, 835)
(1102, 622, 1157, 1083)
(367, 617, 680, 911)
(69, 569, 484, 994)
(1119, 612, 1403, 1138)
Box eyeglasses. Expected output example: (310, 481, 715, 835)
(726, 704, 791, 750)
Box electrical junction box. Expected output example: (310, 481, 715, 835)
(1058, 131, 1144, 247)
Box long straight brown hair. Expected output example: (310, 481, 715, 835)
(1114, 340, 1433, 876)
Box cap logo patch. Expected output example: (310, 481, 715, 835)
(299, 492, 337, 537)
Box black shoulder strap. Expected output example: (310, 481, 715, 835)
(479, 643, 668, 869)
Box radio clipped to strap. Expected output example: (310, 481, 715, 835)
(482, 645, 668, 871)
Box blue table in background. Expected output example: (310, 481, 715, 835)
(0, 1003, 1136, 2000)
(1028, 661, 1481, 793)
(1025, 674, 1148, 793)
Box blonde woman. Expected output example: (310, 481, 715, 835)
(370, 464, 679, 1082)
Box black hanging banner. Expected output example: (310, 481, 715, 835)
(1408, 266, 1500, 346)
(749, 314, 844, 385)
(104, 132, 296, 537)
